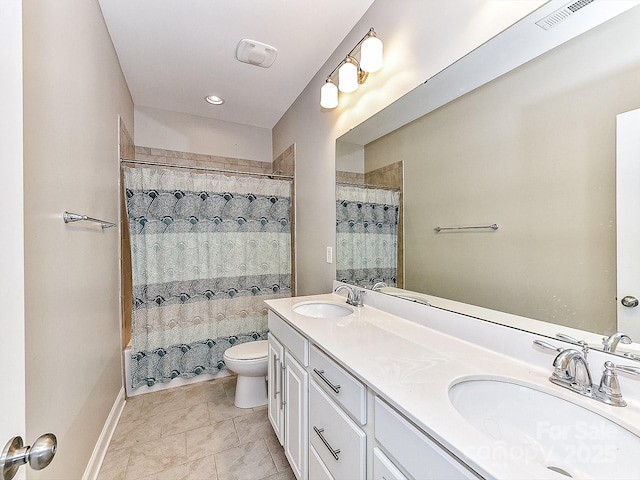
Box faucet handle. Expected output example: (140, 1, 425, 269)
(352, 288, 365, 307)
(609, 362, 640, 376)
(533, 339, 563, 353)
(556, 333, 590, 360)
(596, 361, 640, 407)
(334, 285, 365, 307)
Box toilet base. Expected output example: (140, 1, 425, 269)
(234, 375, 268, 408)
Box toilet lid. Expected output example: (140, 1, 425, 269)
(224, 340, 268, 360)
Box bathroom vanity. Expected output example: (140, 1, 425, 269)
(265, 290, 640, 480)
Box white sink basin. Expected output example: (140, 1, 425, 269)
(449, 379, 640, 478)
(292, 301, 354, 318)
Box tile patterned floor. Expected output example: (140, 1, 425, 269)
(98, 376, 294, 480)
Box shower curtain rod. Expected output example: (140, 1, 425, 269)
(336, 180, 401, 191)
(121, 158, 294, 180)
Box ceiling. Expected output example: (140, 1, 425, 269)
(98, 0, 376, 130)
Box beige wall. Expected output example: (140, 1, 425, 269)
(272, 0, 545, 295)
(22, 0, 134, 477)
(135, 105, 272, 163)
(365, 9, 640, 334)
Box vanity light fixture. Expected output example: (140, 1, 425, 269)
(320, 27, 383, 109)
(205, 95, 225, 105)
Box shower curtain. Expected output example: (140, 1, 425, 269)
(336, 184, 400, 288)
(123, 166, 292, 389)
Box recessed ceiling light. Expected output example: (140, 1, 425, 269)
(205, 95, 224, 105)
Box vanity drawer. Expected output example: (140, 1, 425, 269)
(310, 344, 367, 424)
(309, 445, 335, 480)
(310, 380, 366, 480)
(373, 447, 408, 480)
(374, 397, 478, 480)
(268, 310, 308, 366)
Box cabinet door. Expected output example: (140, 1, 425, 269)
(268, 334, 285, 445)
(284, 351, 308, 480)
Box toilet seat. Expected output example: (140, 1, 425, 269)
(224, 340, 268, 360)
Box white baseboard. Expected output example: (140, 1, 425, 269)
(82, 387, 126, 480)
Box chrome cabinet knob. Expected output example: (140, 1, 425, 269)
(621, 296, 639, 308)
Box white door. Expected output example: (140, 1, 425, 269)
(616, 107, 640, 339)
(267, 334, 285, 445)
(0, 1, 27, 479)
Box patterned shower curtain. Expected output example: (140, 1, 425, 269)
(336, 184, 400, 288)
(123, 166, 292, 389)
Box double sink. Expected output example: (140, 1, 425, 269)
(291, 300, 640, 478)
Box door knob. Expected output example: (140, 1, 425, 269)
(621, 296, 639, 308)
(0, 434, 57, 480)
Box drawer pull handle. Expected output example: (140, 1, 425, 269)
(313, 426, 340, 461)
(273, 355, 279, 399)
(313, 368, 341, 393)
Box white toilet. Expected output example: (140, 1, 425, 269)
(223, 340, 269, 408)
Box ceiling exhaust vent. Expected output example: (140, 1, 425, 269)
(535, 0, 596, 30)
(235, 39, 278, 68)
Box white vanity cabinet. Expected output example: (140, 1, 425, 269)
(266, 302, 480, 480)
(309, 344, 367, 479)
(267, 311, 308, 480)
(374, 397, 479, 480)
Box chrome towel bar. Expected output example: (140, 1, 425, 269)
(63, 211, 116, 229)
(434, 223, 499, 233)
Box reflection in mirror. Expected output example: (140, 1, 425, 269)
(335, 141, 403, 288)
(336, 5, 640, 349)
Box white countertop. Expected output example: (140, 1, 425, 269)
(266, 293, 640, 480)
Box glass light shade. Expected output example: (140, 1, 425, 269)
(320, 80, 338, 109)
(338, 60, 358, 93)
(360, 36, 383, 72)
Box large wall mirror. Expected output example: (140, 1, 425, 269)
(336, 3, 640, 351)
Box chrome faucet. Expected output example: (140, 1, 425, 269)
(602, 332, 633, 353)
(334, 285, 365, 307)
(550, 349, 593, 396)
(534, 338, 640, 407)
(372, 282, 387, 291)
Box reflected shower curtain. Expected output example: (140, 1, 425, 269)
(123, 167, 292, 389)
(336, 185, 400, 288)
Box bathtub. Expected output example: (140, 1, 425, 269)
(123, 344, 230, 397)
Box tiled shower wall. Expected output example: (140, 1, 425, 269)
(120, 145, 296, 348)
(119, 120, 135, 349)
